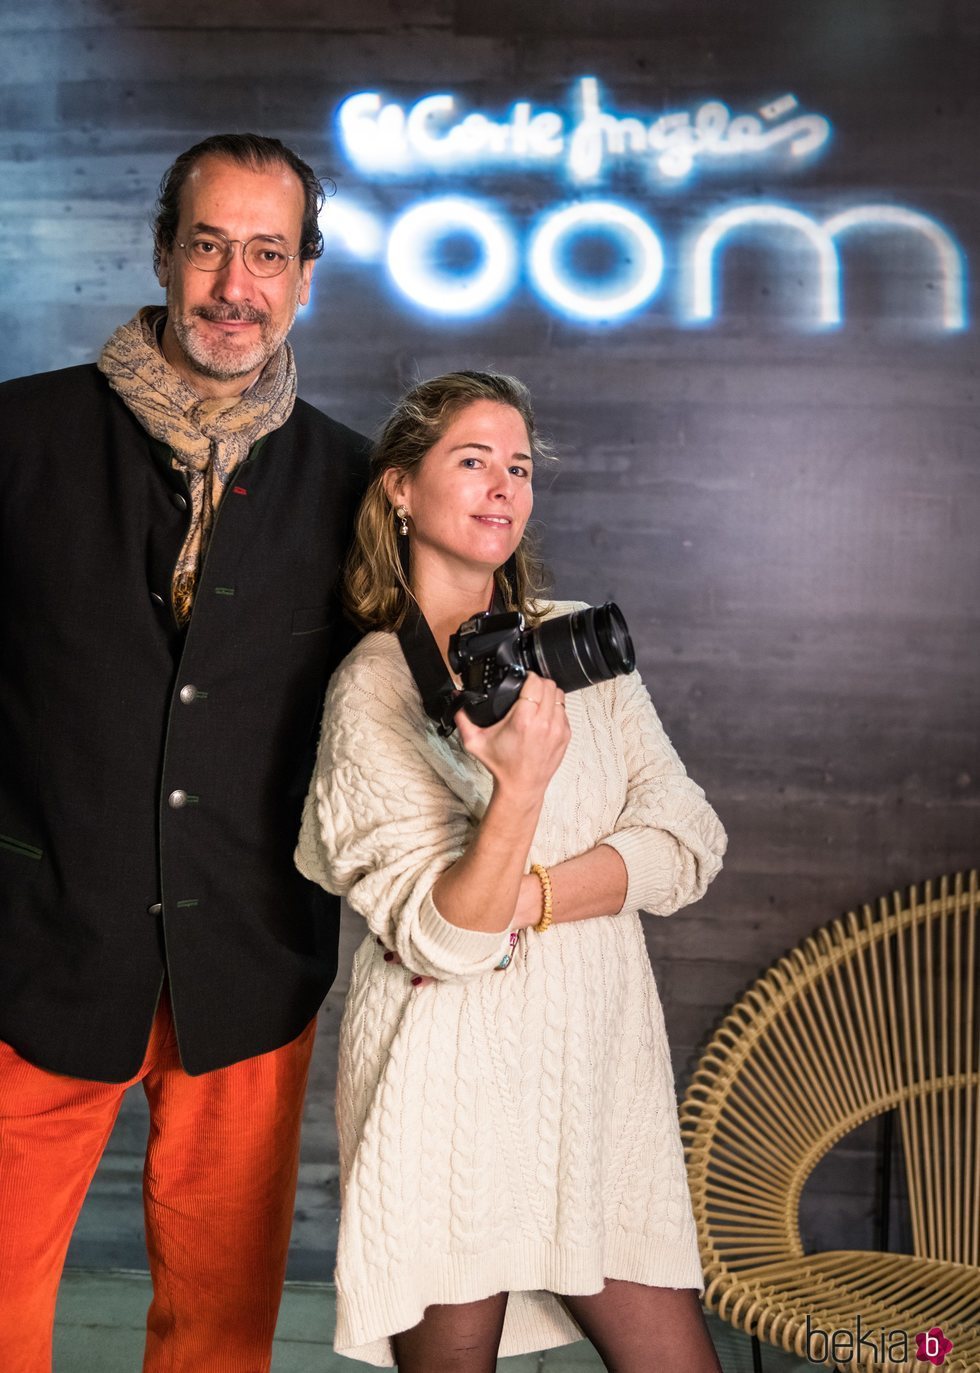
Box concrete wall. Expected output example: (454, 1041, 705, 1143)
(2, 0, 977, 1274)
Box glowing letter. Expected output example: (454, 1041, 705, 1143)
(337, 92, 408, 172)
(691, 203, 841, 325)
(528, 111, 565, 157)
(318, 202, 384, 261)
(569, 77, 647, 181)
(386, 196, 517, 316)
(509, 102, 533, 156)
(824, 205, 966, 330)
(449, 113, 492, 156)
(406, 94, 457, 161)
(529, 201, 664, 321)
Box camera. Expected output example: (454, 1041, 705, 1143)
(448, 602, 635, 728)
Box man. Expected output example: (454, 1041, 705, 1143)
(0, 134, 368, 1372)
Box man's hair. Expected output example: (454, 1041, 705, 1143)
(152, 133, 326, 273)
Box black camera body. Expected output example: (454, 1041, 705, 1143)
(448, 602, 635, 728)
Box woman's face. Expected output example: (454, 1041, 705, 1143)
(389, 400, 534, 581)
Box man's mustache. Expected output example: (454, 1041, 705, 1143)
(192, 305, 268, 324)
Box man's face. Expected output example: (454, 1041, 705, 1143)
(157, 154, 314, 392)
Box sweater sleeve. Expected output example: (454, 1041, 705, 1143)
(295, 649, 514, 981)
(597, 670, 726, 917)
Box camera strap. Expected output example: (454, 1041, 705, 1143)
(396, 602, 461, 736)
(396, 560, 515, 737)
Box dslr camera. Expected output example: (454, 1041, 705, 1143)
(448, 602, 635, 728)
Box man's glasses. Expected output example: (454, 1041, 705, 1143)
(177, 233, 303, 279)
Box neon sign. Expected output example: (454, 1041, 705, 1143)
(691, 204, 965, 328)
(337, 79, 832, 184)
(326, 79, 968, 331)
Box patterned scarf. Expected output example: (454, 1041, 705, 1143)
(97, 306, 297, 624)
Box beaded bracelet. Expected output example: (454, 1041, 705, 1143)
(531, 863, 554, 933)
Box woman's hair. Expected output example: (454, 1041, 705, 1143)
(345, 371, 556, 632)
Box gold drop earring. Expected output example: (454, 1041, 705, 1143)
(395, 506, 409, 536)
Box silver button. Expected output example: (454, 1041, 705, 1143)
(179, 684, 198, 704)
(171, 492, 188, 512)
(147, 902, 162, 916)
(168, 789, 187, 809)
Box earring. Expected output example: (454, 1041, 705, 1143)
(395, 505, 409, 536)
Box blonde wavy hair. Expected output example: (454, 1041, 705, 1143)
(345, 372, 556, 632)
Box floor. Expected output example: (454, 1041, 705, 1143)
(53, 1268, 815, 1371)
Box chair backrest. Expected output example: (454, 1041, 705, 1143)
(681, 870, 980, 1278)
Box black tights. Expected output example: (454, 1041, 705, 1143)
(392, 1282, 724, 1373)
(392, 1292, 508, 1373)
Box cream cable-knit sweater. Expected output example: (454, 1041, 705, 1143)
(296, 605, 727, 1366)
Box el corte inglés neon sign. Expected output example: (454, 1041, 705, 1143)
(321, 78, 967, 331)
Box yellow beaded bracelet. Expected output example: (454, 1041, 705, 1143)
(531, 863, 554, 933)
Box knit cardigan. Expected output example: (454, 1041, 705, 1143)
(296, 605, 727, 1364)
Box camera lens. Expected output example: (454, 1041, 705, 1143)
(523, 602, 635, 692)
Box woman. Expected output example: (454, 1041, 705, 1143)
(296, 372, 727, 1371)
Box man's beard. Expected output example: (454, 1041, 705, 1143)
(167, 299, 298, 382)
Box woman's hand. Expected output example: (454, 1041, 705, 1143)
(455, 673, 570, 804)
(428, 675, 570, 938)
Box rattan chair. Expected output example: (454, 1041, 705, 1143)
(680, 870, 980, 1373)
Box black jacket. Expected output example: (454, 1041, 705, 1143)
(0, 364, 369, 1080)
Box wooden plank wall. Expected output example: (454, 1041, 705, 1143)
(2, 0, 977, 1274)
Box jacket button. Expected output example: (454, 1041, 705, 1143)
(179, 684, 198, 704)
(171, 492, 188, 512)
(147, 902, 162, 916)
(150, 592, 165, 607)
(168, 789, 188, 809)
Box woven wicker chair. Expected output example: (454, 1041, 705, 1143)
(680, 870, 980, 1373)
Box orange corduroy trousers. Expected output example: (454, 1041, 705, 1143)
(0, 988, 316, 1373)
